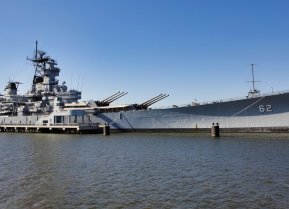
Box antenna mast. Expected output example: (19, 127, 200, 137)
(251, 63, 256, 92)
(33, 40, 38, 83)
(248, 63, 260, 98)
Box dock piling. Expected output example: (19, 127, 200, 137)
(211, 123, 220, 137)
(103, 124, 110, 135)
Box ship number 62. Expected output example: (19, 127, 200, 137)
(259, 105, 272, 112)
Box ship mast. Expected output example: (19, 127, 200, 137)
(31, 40, 47, 85)
(251, 63, 256, 93)
(27, 40, 41, 89)
(248, 64, 260, 98)
(33, 40, 38, 84)
(27, 40, 51, 96)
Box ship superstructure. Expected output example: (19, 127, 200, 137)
(0, 42, 81, 117)
(26, 41, 81, 104)
(1, 42, 289, 133)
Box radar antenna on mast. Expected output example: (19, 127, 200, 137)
(27, 41, 50, 86)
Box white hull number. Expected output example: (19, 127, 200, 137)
(259, 105, 273, 112)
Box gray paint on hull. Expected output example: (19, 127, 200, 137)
(90, 92, 289, 131)
(1, 92, 289, 133)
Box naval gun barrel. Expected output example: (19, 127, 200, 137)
(106, 92, 128, 103)
(144, 94, 169, 107)
(101, 91, 121, 103)
(96, 91, 128, 107)
(140, 94, 164, 106)
(138, 94, 169, 109)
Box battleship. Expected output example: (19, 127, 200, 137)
(1, 42, 289, 133)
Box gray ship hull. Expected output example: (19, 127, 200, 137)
(1, 91, 289, 133)
(89, 92, 289, 132)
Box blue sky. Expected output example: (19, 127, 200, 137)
(1, 0, 289, 106)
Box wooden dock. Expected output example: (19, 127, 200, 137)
(0, 123, 106, 134)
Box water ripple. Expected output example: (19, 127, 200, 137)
(0, 133, 289, 208)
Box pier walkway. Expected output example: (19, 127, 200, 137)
(0, 123, 104, 134)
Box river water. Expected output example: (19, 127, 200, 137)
(0, 133, 289, 209)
